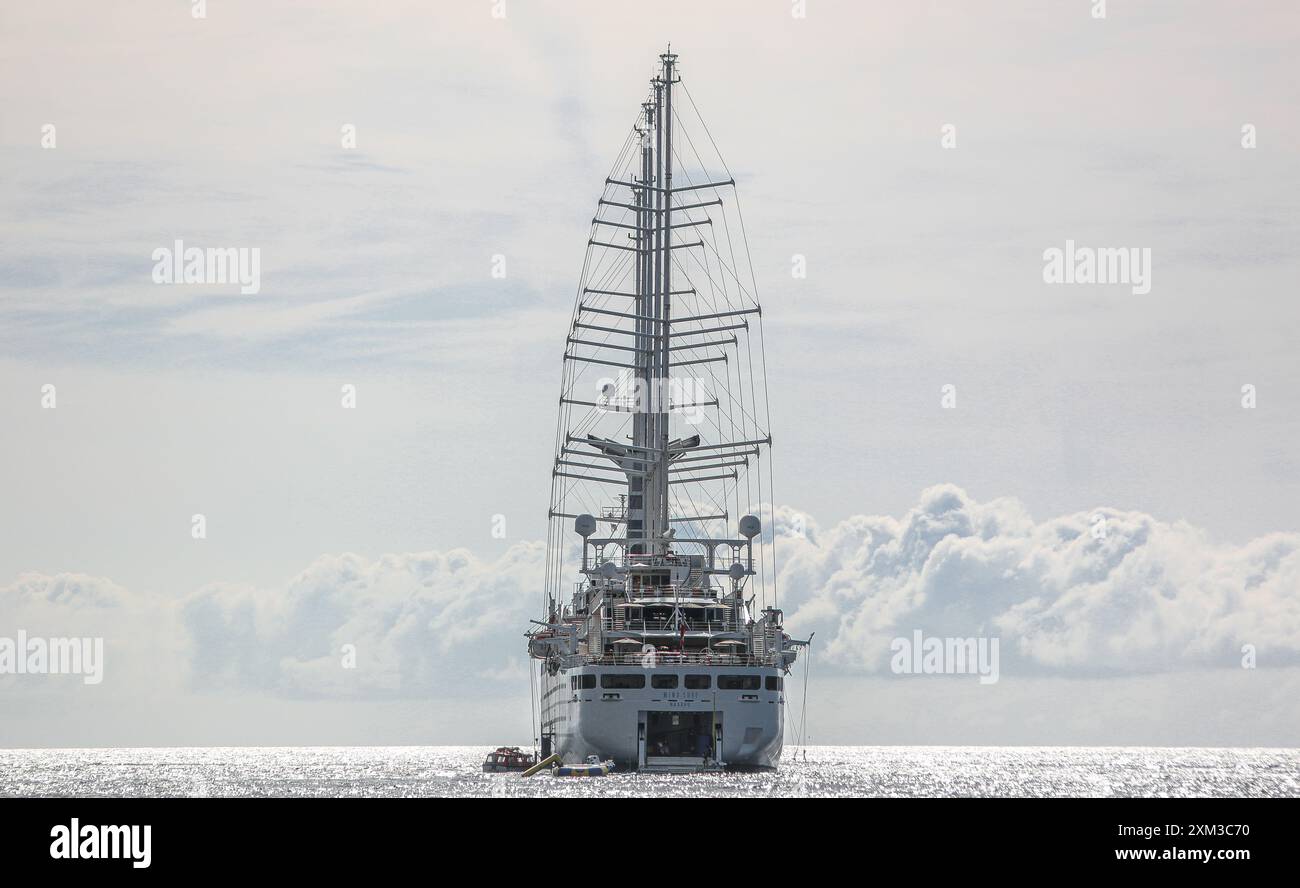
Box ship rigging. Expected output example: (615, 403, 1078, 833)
(526, 48, 806, 772)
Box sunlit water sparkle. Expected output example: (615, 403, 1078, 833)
(2, 746, 1296, 798)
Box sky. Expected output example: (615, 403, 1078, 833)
(1, 0, 1298, 748)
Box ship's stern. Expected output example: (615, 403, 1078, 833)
(545, 664, 786, 772)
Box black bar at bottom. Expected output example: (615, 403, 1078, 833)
(0, 798, 1285, 875)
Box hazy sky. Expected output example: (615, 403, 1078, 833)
(1, 1, 1298, 747)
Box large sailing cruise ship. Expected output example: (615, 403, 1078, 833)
(527, 49, 806, 772)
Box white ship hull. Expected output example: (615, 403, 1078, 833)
(541, 664, 785, 771)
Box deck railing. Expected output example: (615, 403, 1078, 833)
(603, 617, 737, 633)
(611, 586, 728, 601)
(562, 651, 770, 668)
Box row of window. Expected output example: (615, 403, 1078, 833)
(569, 673, 782, 691)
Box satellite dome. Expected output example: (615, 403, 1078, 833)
(574, 514, 597, 538)
(738, 514, 761, 539)
(728, 562, 746, 581)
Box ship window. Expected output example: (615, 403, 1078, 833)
(651, 674, 678, 689)
(579, 674, 596, 690)
(765, 676, 783, 691)
(718, 675, 761, 690)
(601, 673, 645, 689)
(684, 674, 711, 690)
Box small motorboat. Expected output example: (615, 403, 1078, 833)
(554, 755, 615, 777)
(482, 747, 538, 773)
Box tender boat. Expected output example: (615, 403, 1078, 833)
(481, 747, 537, 773)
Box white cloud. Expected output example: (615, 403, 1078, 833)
(6, 489, 1297, 714)
(0, 571, 180, 697)
(181, 543, 545, 697)
(776, 485, 1300, 675)
(0, 544, 544, 704)
(7, 488, 1297, 713)
(4, 493, 1299, 745)
(0, 571, 128, 611)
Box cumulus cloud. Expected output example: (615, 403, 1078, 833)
(182, 543, 545, 697)
(5, 489, 1297, 709)
(1, 544, 546, 701)
(0, 571, 129, 612)
(0, 571, 179, 695)
(774, 485, 1300, 675)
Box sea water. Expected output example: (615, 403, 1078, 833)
(1, 746, 1296, 798)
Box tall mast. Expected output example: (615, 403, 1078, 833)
(639, 69, 666, 555)
(655, 49, 678, 557)
(630, 103, 655, 556)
